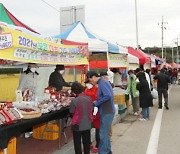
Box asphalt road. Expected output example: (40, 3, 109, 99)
(112, 84, 180, 154)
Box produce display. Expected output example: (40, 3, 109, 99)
(39, 88, 75, 114)
(18, 107, 42, 119)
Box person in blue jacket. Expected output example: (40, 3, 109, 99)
(86, 71, 115, 154)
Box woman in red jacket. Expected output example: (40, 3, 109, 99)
(84, 79, 100, 153)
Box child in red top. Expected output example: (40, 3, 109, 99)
(84, 79, 100, 153)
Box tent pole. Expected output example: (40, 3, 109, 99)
(106, 50, 109, 70)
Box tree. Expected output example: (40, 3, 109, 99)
(143, 46, 176, 63)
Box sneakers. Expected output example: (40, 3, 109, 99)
(139, 118, 147, 121)
(134, 112, 139, 116)
(91, 147, 98, 153)
(158, 106, 162, 109)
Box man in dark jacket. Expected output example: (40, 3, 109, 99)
(49, 65, 71, 91)
(154, 68, 170, 110)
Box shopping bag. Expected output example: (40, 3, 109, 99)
(151, 89, 158, 99)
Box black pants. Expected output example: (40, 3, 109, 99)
(73, 130, 91, 154)
(158, 89, 168, 108)
(95, 128, 100, 148)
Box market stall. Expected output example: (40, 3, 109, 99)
(127, 53, 139, 70)
(0, 22, 89, 154)
(128, 47, 151, 69)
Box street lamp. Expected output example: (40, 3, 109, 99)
(135, 0, 139, 49)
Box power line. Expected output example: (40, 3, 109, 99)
(41, 0, 60, 12)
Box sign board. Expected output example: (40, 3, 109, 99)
(0, 24, 88, 65)
(60, 5, 85, 33)
(108, 53, 128, 68)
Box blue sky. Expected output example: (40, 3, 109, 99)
(1, 0, 180, 49)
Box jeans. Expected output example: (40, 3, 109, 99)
(172, 77, 177, 84)
(158, 89, 168, 108)
(142, 107, 149, 119)
(99, 113, 114, 154)
(73, 130, 91, 154)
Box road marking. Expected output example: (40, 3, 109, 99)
(146, 85, 172, 154)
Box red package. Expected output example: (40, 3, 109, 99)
(0, 110, 13, 125)
(2, 110, 13, 124)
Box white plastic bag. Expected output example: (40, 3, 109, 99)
(151, 89, 158, 99)
(93, 107, 98, 116)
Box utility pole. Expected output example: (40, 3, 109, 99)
(158, 16, 168, 59)
(135, 0, 139, 49)
(176, 37, 179, 63)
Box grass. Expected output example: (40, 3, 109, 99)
(0, 74, 20, 101)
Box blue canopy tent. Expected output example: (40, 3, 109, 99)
(53, 21, 127, 54)
(53, 21, 128, 70)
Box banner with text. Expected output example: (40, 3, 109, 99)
(0, 23, 88, 65)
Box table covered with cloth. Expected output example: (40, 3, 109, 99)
(0, 107, 69, 150)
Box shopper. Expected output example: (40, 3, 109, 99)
(154, 68, 170, 110)
(100, 71, 113, 142)
(70, 82, 93, 154)
(84, 79, 100, 153)
(87, 70, 115, 154)
(172, 68, 177, 84)
(136, 72, 153, 121)
(48, 65, 71, 91)
(127, 70, 139, 115)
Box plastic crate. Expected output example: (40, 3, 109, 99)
(126, 100, 130, 109)
(0, 137, 16, 154)
(114, 94, 125, 104)
(33, 123, 59, 140)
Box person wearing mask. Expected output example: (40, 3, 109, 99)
(127, 70, 139, 116)
(84, 79, 99, 153)
(136, 72, 153, 121)
(87, 71, 115, 154)
(18, 63, 39, 101)
(154, 69, 170, 110)
(70, 82, 93, 154)
(48, 65, 71, 91)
